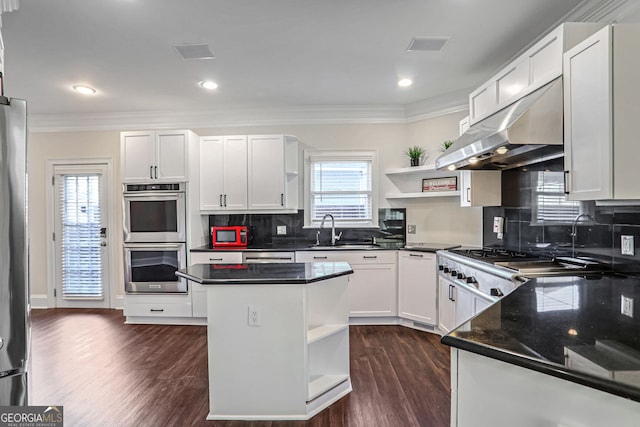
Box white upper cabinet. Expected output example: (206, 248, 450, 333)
(564, 25, 640, 201)
(199, 134, 299, 213)
(121, 130, 191, 183)
(199, 136, 248, 211)
(458, 116, 470, 135)
(459, 170, 501, 207)
(469, 23, 603, 125)
(247, 135, 298, 210)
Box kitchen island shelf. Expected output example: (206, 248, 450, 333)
(308, 374, 350, 402)
(307, 324, 348, 344)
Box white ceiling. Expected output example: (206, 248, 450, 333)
(1, 0, 636, 130)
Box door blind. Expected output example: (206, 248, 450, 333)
(59, 174, 104, 299)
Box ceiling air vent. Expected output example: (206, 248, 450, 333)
(407, 37, 449, 52)
(173, 44, 215, 60)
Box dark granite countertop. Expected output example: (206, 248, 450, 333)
(189, 241, 460, 253)
(441, 274, 640, 401)
(190, 242, 405, 252)
(176, 261, 353, 284)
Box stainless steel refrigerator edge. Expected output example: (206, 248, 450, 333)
(0, 98, 29, 406)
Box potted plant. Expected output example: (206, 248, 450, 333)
(440, 140, 454, 152)
(405, 146, 426, 167)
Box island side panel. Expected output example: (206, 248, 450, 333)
(453, 349, 640, 427)
(206, 284, 307, 418)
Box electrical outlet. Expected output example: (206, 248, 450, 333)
(248, 305, 261, 326)
(408, 225, 416, 234)
(276, 225, 287, 235)
(622, 296, 634, 318)
(621, 235, 635, 256)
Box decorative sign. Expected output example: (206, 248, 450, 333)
(422, 176, 457, 192)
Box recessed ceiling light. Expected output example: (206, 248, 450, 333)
(72, 85, 96, 95)
(199, 80, 218, 90)
(398, 78, 413, 87)
(496, 146, 509, 155)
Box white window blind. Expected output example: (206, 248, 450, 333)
(310, 158, 373, 225)
(59, 175, 104, 299)
(533, 172, 580, 223)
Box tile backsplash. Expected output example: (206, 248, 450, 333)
(483, 168, 640, 275)
(207, 209, 406, 248)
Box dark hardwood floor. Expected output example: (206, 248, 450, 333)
(30, 309, 451, 427)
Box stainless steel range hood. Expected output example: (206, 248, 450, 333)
(436, 77, 563, 171)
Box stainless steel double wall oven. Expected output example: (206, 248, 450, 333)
(123, 183, 187, 293)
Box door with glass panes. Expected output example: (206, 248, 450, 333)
(53, 164, 111, 308)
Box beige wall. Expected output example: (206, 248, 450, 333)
(28, 131, 122, 304)
(28, 111, 481, 306)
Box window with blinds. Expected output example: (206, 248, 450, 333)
(59, 175, 104, 299)
(306, 151, 377, 227)
(532, 171, 580, 224)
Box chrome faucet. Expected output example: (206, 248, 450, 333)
(571, 214, 595, 257)
(320, 213, 342, 246)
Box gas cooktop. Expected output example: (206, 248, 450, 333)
(449, 247, 546, 263)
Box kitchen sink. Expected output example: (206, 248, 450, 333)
(306, 244, 380, 250)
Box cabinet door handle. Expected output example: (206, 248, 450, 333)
(451, 285, 456, 302)
(154, 166, 158, 179)
(363, 255, 378, 259)
(466, 188, 471, 203)
(409, 253, 424, 258)
(313, 256, 328, 260)
(149, 166, 153, 179)
(150, 308, 164, 312)
(224, 194, 227, 207)
(209, 258, 223, 261)
(280, 193, 284, 206)
(219, 194, 224, 207)
(564, 170, 570, 194)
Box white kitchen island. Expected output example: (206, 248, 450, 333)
(177, 261, 354, 421)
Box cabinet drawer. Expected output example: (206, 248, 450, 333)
(124, 302, 192, 318)
(189, 251, 243, 264)
(296, 250, 396, 264)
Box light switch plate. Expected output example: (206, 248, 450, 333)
(276, 225, 287, 235)
(407, 225, 416, 234)
(621, 235, 634, 256)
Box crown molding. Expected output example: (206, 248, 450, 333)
(562, 0, 640, 23)
(29, 105, 417, 132)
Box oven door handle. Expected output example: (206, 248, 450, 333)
(124, 242, 185, 250)
(123, 192, 184, 199)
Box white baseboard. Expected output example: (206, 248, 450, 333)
(30, 294, 50, 309)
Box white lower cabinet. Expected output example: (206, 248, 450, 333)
(189, 251, 243, 318)
(398, 251, 437, 325)
(296, 251, 397, 317)
(438, 277, 493, 334)
(123, 294, 192, 322)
